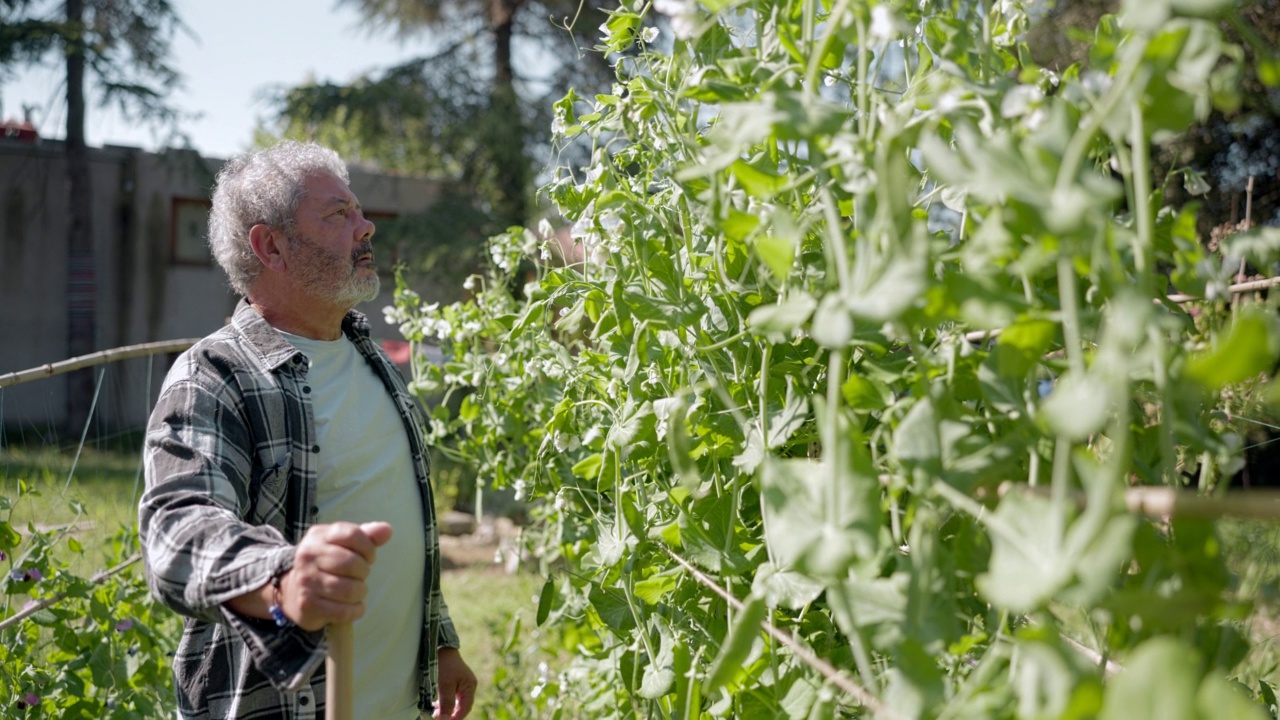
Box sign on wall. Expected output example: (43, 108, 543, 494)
(171, 198, 212, 265)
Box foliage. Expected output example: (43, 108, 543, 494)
(391, 0, 1280, 717)
(0, 479, 179, 719)
(0, 0, 185, 130)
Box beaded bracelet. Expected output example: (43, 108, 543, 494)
(268, 573, 291, 628)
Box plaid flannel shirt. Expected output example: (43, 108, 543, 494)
(139, 298, 458, 720)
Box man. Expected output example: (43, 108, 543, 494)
(139, 140, 476, 719)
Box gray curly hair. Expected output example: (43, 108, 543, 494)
(207, 140, 349, 295)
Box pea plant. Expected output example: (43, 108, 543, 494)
(0, 483, 178, 719)
(390, 0, 1280, 716)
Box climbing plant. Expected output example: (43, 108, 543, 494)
(389, 0, 1280, 716)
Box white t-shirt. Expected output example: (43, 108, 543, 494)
(283, 332, 425, 720)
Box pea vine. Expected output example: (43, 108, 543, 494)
(390, 0, 1280, 717)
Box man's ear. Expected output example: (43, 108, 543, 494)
(248, 224, 287, 272)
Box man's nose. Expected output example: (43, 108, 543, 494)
(357, 214, 375, 242)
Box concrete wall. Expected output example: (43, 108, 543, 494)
(0, 140, 443, 437)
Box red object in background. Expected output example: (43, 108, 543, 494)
(381, 339, 412, 365)
(0, 119, 38, 143)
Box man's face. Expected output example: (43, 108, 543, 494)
(286, 173, 379, 307)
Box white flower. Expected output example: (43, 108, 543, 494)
(463, 275, 477, 291)
(538, 218, 555, 238)
(383, 306, 400, 325)
(514, 479, 527, 501)
(824, 72, 838, 87)
(641, 26, 659, 43)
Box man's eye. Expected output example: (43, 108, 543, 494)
(333, 208, 348, 217)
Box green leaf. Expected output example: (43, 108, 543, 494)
(992, 319, 1057, 378)
(1196, 674, 1269, 720)
(639, 624, 677, 699)
(842, 373, 891, 411)
(751, 563, 823, 610)
(766, 379, 809, 449)
(747, 293, 817, 336)
(704, 595, 767, 694)
(0, 521, 20, 550)
(1099, 637, 1201, 720)
(759, 454, 880, 578)
(1040, 372, 1113, 441)
(588, 586, 637, 634)
(730, 159, 787, 199)
(845, 253, 928, 323)
(755, 233, 796, 284)
(634, 573, 679, 605)
(976, 493, 1073, 612)
(1185, 308, 1280, 391)
(572, 453, 604, 480)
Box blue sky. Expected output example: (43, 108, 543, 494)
(0, 1, 427, 158)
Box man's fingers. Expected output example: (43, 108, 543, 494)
(360, 521, 393, 547)
(321, 522, 382, 562)
(452, 688, 475, 719)
(311, 546, 372, 580)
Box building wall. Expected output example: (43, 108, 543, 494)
(0, 141, 442, 436)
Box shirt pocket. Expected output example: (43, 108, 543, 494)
(248, 449, 293, 528)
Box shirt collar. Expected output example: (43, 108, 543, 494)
(231, 297, 372, 372)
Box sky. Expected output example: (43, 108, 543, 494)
(0, 0, 429, 159)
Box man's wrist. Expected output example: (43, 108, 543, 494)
(268, 571, 292, 627)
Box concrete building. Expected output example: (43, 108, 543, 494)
(0, 138, 444, 438)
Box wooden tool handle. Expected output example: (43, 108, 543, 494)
(326, 623, 354, 720)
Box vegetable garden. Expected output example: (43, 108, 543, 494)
(5, 0, 1280, 717)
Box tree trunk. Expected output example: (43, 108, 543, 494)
(488, 0, 528, 229)
(65, 0, 96, 435)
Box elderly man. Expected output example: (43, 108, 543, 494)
(140, 140, 475, 719)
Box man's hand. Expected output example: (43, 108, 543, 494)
(433, 648, 477, 719)
(279, 521, 393, 631)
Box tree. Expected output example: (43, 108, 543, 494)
(263, 0, 617, 285)
(0, 0, 183, 433)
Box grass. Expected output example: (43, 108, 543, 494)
(442, 565, 544, 697)
(1, 443, 145, 577)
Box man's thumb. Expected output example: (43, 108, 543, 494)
(360, 521, 394, 547)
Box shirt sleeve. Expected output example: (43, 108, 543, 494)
(437, 590, 460, 649)
(138, 371, 325, 691)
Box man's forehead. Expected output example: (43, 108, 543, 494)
(302, 173, 358, 205)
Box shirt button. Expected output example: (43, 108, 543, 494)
(303, 386, 311, 394)
(310, 505, 319, 516)
(312, 445, 320, 453)
(299, 695, 310, 706)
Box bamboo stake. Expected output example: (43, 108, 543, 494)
(661, 546, 898, 719)
(997, 483, 1280, 522)
(326, 623, 354, 720)
(0, 339, 199, 389)
(958, 275, 1280, 344)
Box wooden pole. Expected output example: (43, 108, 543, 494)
(326, 623, 354, 720)
(0, 339, 198, 389)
